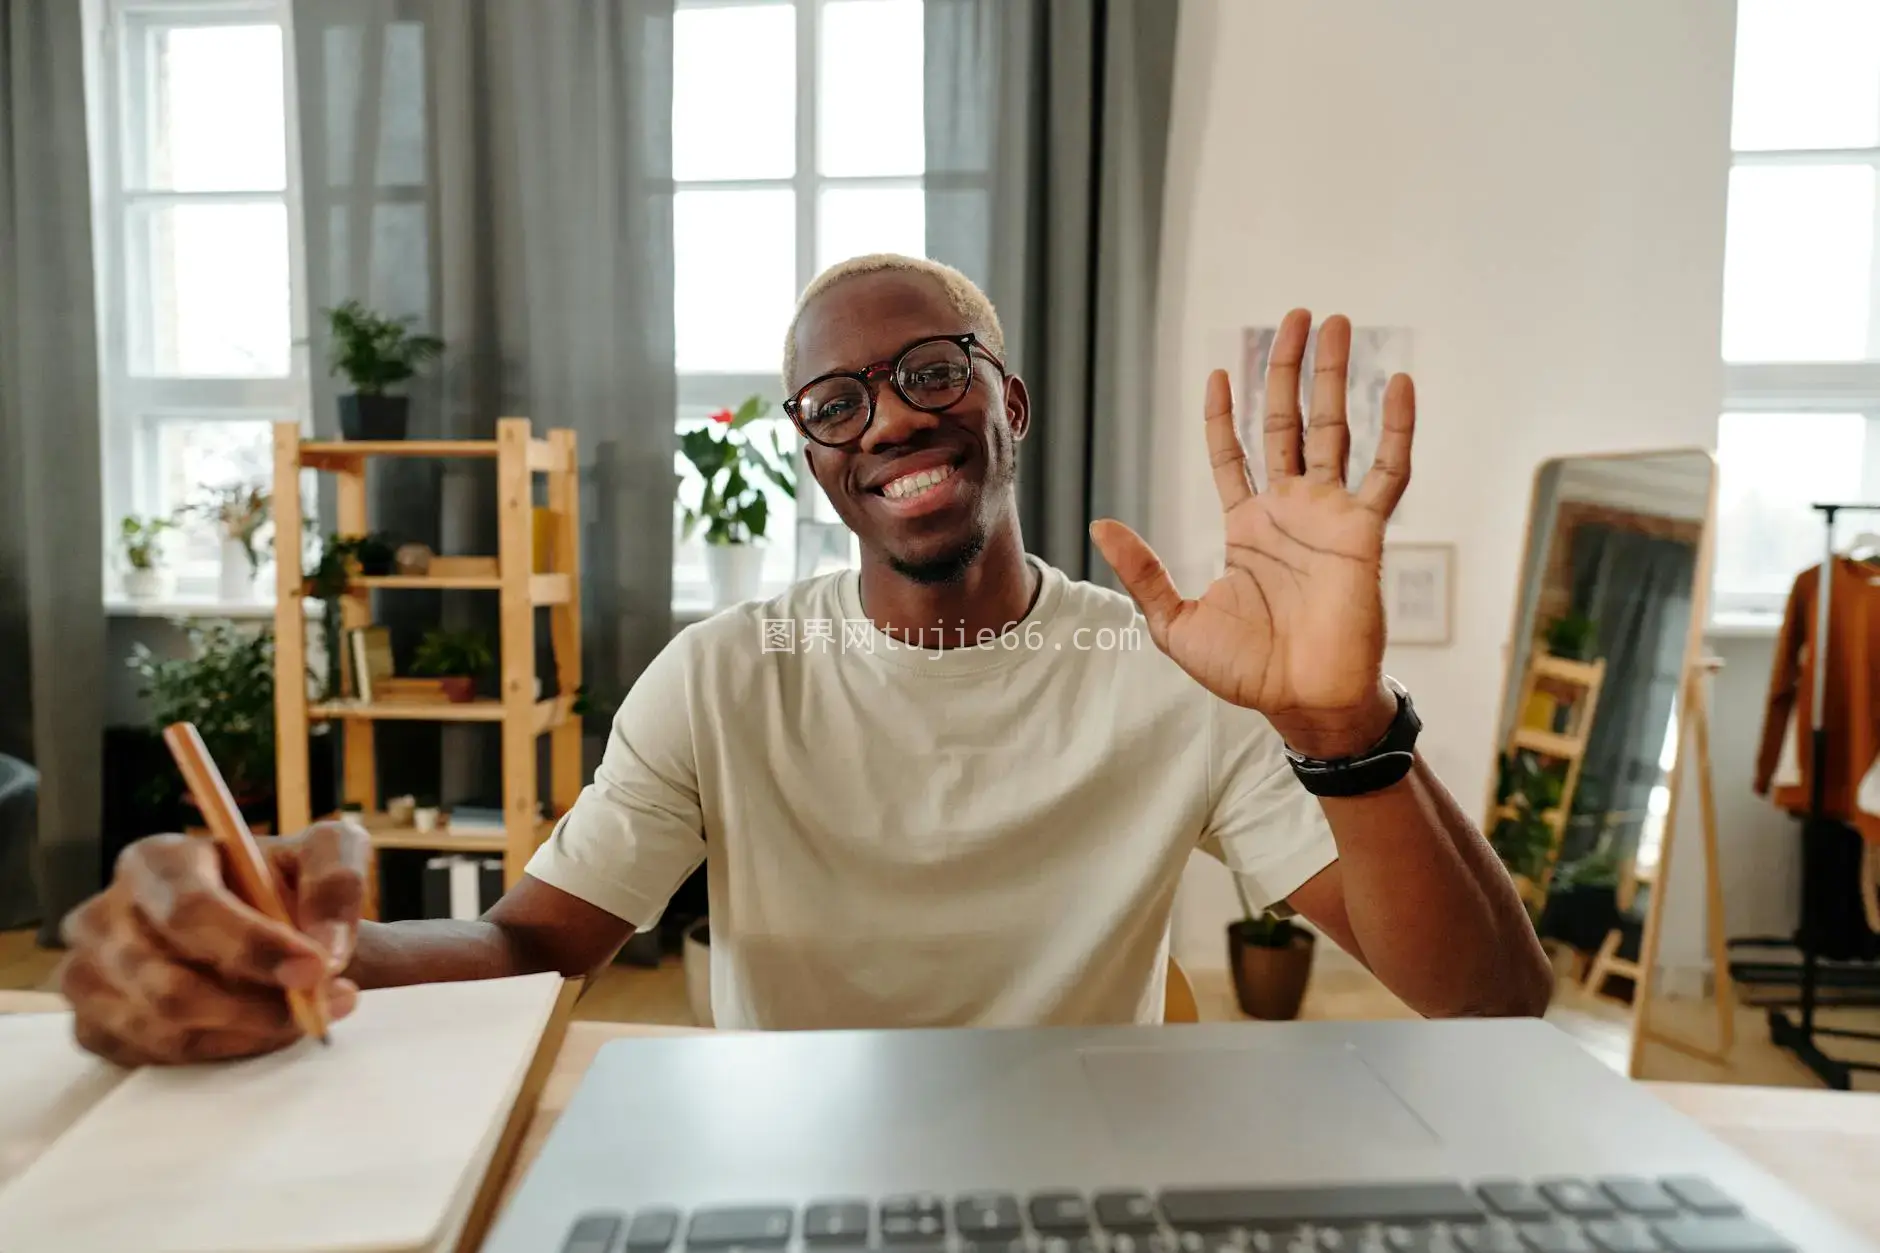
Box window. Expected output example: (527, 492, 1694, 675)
(671, 0, 923, 608)
(1716, 0, 1880, 619)
(90, 0, 307, 602)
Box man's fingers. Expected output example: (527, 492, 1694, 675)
(1090, 519, 1185, 648)
(288, 819, 368, 970)
(1203, 369, 1253, 511)
(1261, 309, 1311, 482)
(1356, 373, 1416, 516)
(122, 834, 327, 988)
(1304, 315, 1352, 485)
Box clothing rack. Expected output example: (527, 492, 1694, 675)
(1762, 503, 1880, 1089)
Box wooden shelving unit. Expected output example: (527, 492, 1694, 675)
(270, 418, 583, 915)
(1499, 649, 1606, 908)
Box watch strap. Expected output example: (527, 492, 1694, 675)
(1284, 682, 1420, 798)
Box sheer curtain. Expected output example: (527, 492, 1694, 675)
(291, 0, 676, 791)
(0, 0, 106, 940)
(923, 0, 1179, 583)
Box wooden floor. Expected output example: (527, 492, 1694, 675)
(6, 926, 1876, 1090)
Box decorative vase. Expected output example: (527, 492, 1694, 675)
(1226, 922, 1317, 1020)
(683, 918, 714, 1028)
(122, 567, 164, 601)
(705, 542, 764, 609)
(218, 539, 257, 602)
(337, 393, 409, 441)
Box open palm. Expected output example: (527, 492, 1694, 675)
(1093, 310, 1415, 723)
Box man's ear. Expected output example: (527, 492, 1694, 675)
(1005, 374, 1031, 441)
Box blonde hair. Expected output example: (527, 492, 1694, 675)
(781, 253, 1006, 390)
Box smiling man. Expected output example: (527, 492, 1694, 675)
(57, 254, 1549, 1064)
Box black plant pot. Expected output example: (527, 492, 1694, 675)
(338, 393, 409, 441)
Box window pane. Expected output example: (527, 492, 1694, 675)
(1714, 412, 1867, 599)
(675, 189, 796, 373)
(132, 202, 292, 376)
(819, 0, 924, 176)
(1721, 164, 1874, 363)
(143, 24, 286, 191)
(673, 5, 795, 181)
(817, 185, 925, 267)
(150, 418, 280, 572)
(1732, 0, 1880, 151)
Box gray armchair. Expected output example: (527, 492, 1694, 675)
(0, 753, 40, 931)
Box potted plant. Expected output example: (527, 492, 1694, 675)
(193, 483, 271, 603)
(412, 628, 493, 703)
(352, 532, 398, 577)
(118, 514, 174, 601)
(679, 396, 797, 608)
(130, 621, 277, 826)
(1489, 749, 1570, 907)
(325, 299, 444, 441)
(1544, 612, 1599, 662)
(413, 793, 441, 833)
(1226, 875, 1316, 1020)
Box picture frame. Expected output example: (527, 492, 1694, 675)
(1383, 543, 1453, 646)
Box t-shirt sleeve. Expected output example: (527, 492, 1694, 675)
(1197, 696, 1338, 915)
(524, 632, 706, 930)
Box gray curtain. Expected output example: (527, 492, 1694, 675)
(1564, 525, 1696, 867)
(292, 0, 675, 794)
(924, 0, 1178, 583)
(0, 0, 105, 942)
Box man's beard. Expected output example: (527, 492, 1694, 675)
(887, 525, 988, 585)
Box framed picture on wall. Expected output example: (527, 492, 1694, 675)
(1383, 543, 1453, 646)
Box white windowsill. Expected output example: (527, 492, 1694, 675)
(1706, 611, 1781, 640)
(105, 595, 319, 620)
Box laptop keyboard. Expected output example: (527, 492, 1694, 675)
(558, 1177, 1794, 1253)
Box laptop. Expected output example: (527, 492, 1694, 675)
(483, 1019, 1874, 1253)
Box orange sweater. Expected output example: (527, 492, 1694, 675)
(1755, 558, 1880, 843)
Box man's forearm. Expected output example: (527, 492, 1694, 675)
(1319, 757, 1552, 1018)
(343, 919, 545, 989)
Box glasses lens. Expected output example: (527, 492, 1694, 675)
(895, 339, 974, 411)
(796, 376, 872, 444)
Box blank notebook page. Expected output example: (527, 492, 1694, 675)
(0, 1012, 129, 1190)
(0, 972, 564, 1253)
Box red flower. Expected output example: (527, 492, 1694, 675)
(709, 408, 735, 425)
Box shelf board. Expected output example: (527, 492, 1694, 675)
(300, 436, 556, 472)
(327, 814, 555, 854)
(1510, 727, 1584, 760)
(1531, 654, 1604, 686)
(344, 572, 571, 603)
(311, 696, 569, 725)
(1493, 804, 1564, 827)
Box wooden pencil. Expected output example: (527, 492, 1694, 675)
(161, 721, 331, 1044)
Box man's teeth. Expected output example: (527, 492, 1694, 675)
(882, 465, 955, 500)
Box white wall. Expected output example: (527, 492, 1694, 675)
(1154, 0, 1739, 971)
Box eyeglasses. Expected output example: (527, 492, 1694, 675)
(783, 332, 1007, 449)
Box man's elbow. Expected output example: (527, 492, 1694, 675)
(1465, 951, 1554, 1019)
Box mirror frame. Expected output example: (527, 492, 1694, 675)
(1487, 448, 1722, 1078)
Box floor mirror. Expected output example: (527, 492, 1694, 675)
(1487, 450, 1733, 1079)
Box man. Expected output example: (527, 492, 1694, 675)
(59, 255, 1550, 1064)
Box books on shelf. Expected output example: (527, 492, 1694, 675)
(447, 805, 506, 834)
(422, 855, 506, 920)
(347, 626, 395, 702)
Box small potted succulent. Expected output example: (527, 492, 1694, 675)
(1544, 612, 1599, 662)
(679, 396, 796, 608)
(118, 514, 174, 600)
(1226, 877, 1316, 1021)
(411, 628, 493, 703)
(325, 300, 444, 441)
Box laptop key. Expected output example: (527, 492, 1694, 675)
(1584, 1219, 1660, 1253)
(1651, 1217, 1792, 1253)
(563, 1214, 625, 1253)
(1380, 1224, 1442, 1253)
(1161, 1185, 1482, 1228)
(627, 1209, 682, 1253)
(1517, 1221, 1594, 1253)
(962, 1242, 1028, 1253)
(1452, 1224, 1525, 1252)
(956, 1194, 1024, 1239)
(688, 1207, 794, 1249)
(1596, 1180, 1680, 1219)
(1031, 1192, 1092, 1233)
(1095, 1192, 1162, 1232)
(1536, 1182, 1613, 1220)
(1659, 1179, 1742, 1219)
(1476, 1183, 1552, 1221)
(805, 1203, 871, 1244)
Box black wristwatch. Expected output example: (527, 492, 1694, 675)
(1283, 677, 1421, 798)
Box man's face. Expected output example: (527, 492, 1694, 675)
(789, 271, 1028, 584)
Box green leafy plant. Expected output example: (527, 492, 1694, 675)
(131, 622, 276, 802)
(678, 396, 797, 545)
(1230, 874, 1299, 948)
(325, 300, 444, 395)
(1551, 837, 1623, 893)
(1489, 749, 1571, 885)
(119, 515, 174, 571)
(192, 483, 272, 572)
(303, 531, 395, 698)
(412, 628, 494, 678)
(1544, 611, 1599, 661)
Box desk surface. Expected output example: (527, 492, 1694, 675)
(504, 1022, 1880, 1247)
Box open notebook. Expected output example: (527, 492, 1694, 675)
(0, 972, 569, 1253)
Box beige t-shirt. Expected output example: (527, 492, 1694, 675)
(525, 557, 1336, 1029)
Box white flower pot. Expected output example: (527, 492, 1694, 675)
(705, 542, 764, 608)
(218, 538, 257, 603)
(122, 568, 164, 601)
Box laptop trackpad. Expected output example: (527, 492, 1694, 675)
(1079, 1041, 1443, 1182)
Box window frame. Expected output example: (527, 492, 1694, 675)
(90, 0, 312, 606)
